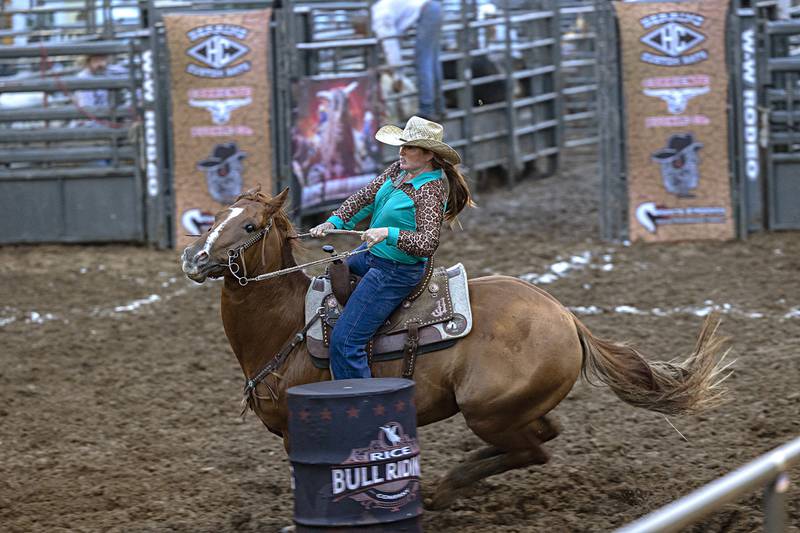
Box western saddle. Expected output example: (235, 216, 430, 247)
(305, 246, 472, 378)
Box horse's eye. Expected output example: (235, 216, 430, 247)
(245, 224, 256, 233)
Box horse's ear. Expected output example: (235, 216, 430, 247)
(267, 187, 290, 210)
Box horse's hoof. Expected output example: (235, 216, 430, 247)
(422, 490, 458, 511)
(420, 482, 440, 510)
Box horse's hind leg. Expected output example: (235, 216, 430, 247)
(457, 417, 559, 463)
(529, 414, 561, 444)
(425, 446, 549, 510)
(425, 415, 560, 510)
(463, 445, 504, 462)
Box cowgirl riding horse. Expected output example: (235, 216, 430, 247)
(181, 116, 729, 509)
(310, 115, 473, 379)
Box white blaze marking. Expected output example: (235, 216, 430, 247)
(203, 207, 243, 254)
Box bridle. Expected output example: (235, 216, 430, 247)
(226, 219, 274, 286)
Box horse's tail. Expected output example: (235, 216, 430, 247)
(573, 313, 732, 416)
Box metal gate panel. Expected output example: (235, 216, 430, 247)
(0, 175, 142, 243)
(762, 17, 800, 229)
(0, 0, 175, 247)
(63, 177, 142, 241)
(772, 155, 800, 227)
(0, 37, 151, 244)
(0, 180, 62, 242)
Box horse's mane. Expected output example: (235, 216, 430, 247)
(236, 190, 303, 254)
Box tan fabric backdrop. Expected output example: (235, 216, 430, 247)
(615, 1, 734, 242)
(164, 9, 273, 248)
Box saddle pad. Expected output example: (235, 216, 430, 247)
(305, 263, 473, 359)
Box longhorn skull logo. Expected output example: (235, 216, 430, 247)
(189, 97, 252, 124)
(643, 86, 709, 114)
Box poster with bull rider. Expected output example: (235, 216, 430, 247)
(164, 9, 273, 247)
(292, 75, 380, 210)
(615, 0, 734, 242)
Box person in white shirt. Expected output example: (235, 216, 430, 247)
(70, 52, 129, 166)
(72, 53, 111, 122)
(71, 53, 129, 128)
(370, 0, 444, 120)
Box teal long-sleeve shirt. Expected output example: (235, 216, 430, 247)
(327, 162, 447, 264)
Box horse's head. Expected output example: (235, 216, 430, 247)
(181, 186, 292, 283)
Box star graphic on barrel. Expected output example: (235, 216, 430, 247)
(372, 403, 386, 416)
(319, 407, 332, 421)
(346, 406, 360, 418)
(298, 408, 311, 422)
(395, 400, 406, 413)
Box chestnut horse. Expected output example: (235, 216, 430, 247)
(181, 188, 729, 509)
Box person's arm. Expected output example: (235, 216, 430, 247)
(389, 179, 446, 257)
(327, 161, 403, 230)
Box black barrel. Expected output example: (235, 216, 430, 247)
(287, 378, 422, 532)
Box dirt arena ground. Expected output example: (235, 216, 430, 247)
(2, 151, 799, 532)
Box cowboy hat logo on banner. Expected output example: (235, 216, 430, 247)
(651, 133, 704, 198)
(196, 142, 247, 204)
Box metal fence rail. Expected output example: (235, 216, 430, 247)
(617, 436, 800, 533)
(0, 1, 599, 243)
(281, 0, 564, 207)
(559, 0, 598, 150)
(0, 0, 146, 44)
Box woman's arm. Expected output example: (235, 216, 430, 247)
(387, 179, 447, 257)
(328, 161, 402, 229)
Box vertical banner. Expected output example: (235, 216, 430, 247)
(735, 6, 761, 233)
(140, 33, 167, 247)
(164, 9, 272, 247)
(291, 75, 381, 210)
(615, 1, 735, 242)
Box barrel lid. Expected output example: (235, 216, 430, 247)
(287, 378, 414, 399)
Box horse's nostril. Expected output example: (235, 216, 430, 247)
(194, 251, 209, 265)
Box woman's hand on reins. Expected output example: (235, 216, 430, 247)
(310, 221, 334, 237)
(362, 227, 389, 248)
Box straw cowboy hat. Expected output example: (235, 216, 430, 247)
(375, 116, 461, 165)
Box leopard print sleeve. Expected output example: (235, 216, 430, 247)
(331, 161, 403, 225)
(397, 178, 447, 257)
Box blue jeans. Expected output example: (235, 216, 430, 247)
(416, 0, 444, 118)
(329, 245, 425, 379)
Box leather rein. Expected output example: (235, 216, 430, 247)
(226, 220, 368, 286)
